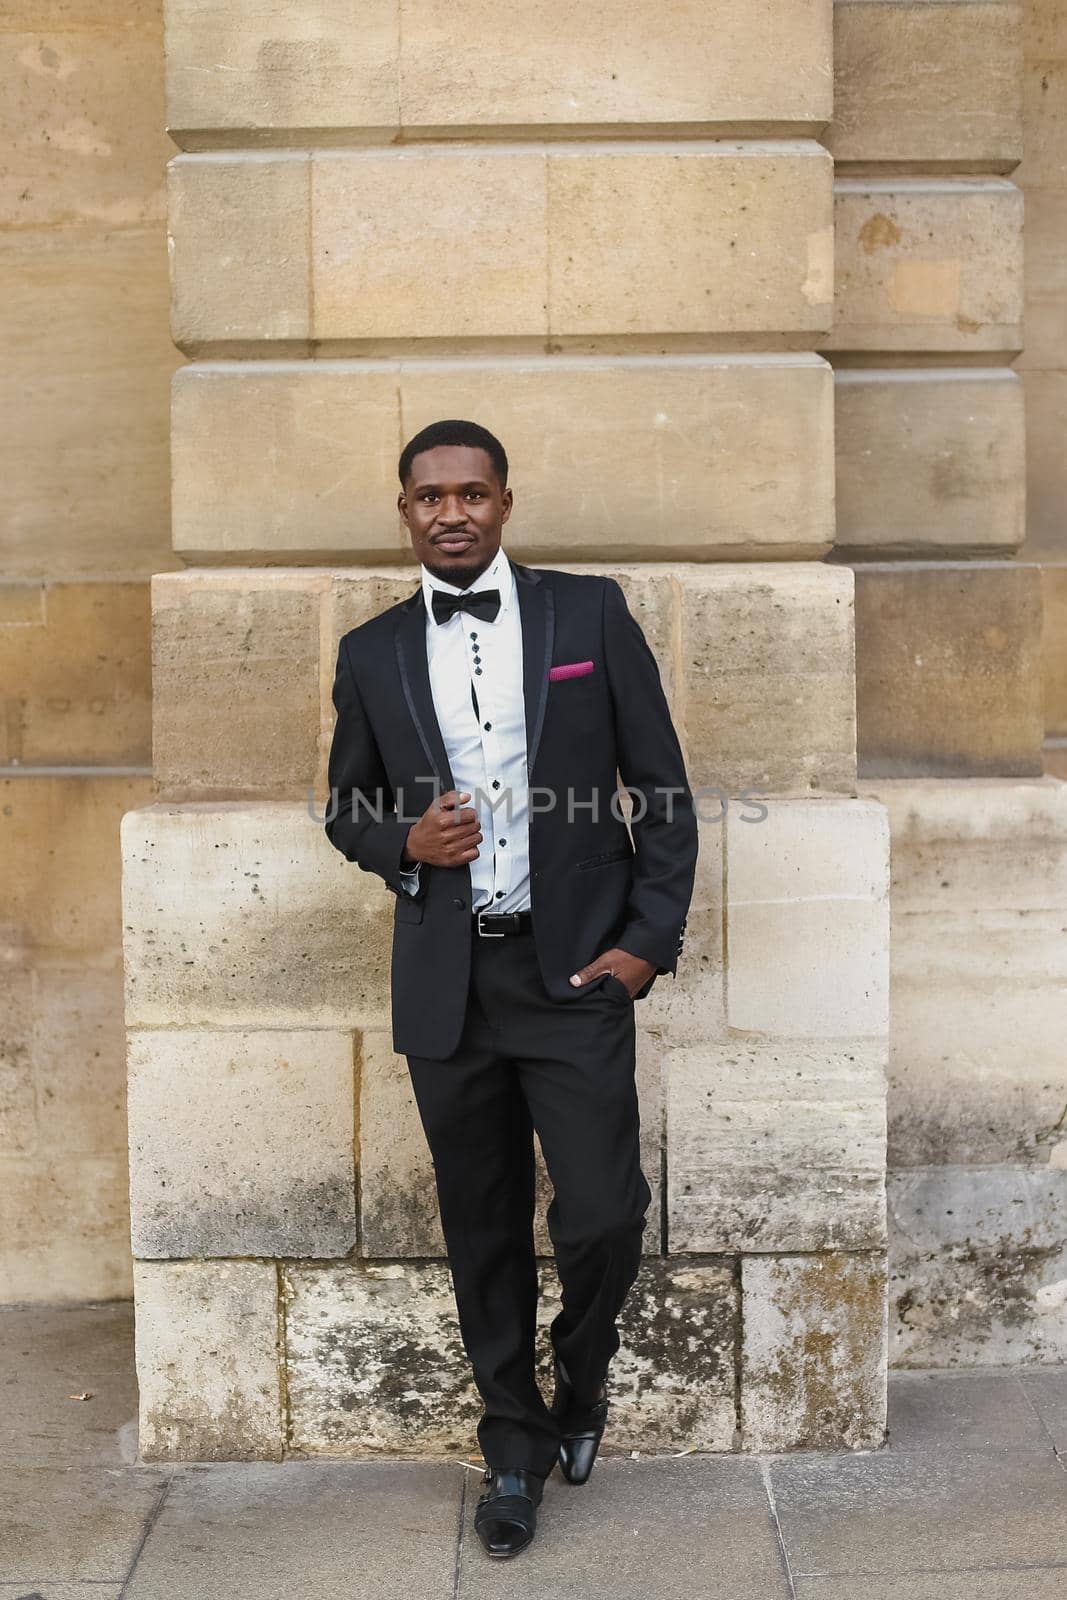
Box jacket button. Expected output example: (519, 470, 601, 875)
(453, 898, 465, 910)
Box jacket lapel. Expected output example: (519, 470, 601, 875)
(393, 555, 555, 791)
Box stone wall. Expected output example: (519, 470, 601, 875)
(125, 566, 890, 1457)
(0, 0, 180, 1300)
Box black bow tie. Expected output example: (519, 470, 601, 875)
(431, 587, 501, 626)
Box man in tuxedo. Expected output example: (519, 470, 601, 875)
(324, 419, 698, 1559)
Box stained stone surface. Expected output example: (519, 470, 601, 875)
(741, 1252, 889, 1451)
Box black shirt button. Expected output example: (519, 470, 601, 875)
(491, 780, 500, 789)
(483, 721, 491, 730)
(498, 838, 506, 847)
(474, 667, 482, 675)
(495, 890, 504, 898)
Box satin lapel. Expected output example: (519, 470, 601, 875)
(395, 589, 455, 795)
(513, 558, 554, 781)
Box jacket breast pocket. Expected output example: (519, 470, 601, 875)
(395, 894, 425, 924)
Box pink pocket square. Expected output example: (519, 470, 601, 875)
(548, 659, 595, 681)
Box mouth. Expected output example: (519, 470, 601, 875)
(431, 535, 476, 555)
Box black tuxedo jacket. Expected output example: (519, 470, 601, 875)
(324, 557, 699, 1059)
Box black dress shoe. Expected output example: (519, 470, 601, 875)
(473, 1466, 545, 1559)
(549, 1354, 609, 1486)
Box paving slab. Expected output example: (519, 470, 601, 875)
(887, 1367, 1051, 1453)
(770, 1447, 1067, 1578)
(794, 1571, 1067, 1600)
(0, 1466, 167, 1586)
(123, 1461, 460, 1599)
(0, 1305, 137, 1467)
(455, 1458, 790, 1599)
(1019, 1366, 1067, 1452)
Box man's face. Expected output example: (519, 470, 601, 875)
(398, 444, 513, 587)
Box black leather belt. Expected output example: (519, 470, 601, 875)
(472, 908, 534, 937)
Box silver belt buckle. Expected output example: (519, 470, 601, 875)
(476, 909, 508, 937)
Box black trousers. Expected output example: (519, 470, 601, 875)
(405, 927, 653, 1478)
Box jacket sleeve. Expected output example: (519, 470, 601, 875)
(601, 578, 698, 977)
(324, 635, 425, 898)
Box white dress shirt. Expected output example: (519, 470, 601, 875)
(399, 549, 532, 914)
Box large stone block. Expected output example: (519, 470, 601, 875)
(1044, 565, 1067, 736)
(829, 2, 1023, 166)
(642, 812, 724, 1043)
(357, 1026, 664, 1258)
(828, 178, 1023, 353)
(2, 774, 153, 959)
(889, 1166, 1067, 1366)
(741, 1252, 888, 1450)
(0, 581, 151, 766)
(0, 1153, 132, 1304)
(1016, 186, 1067, 370)
(170, 364, 404, 561)
(667, 1039, 887, 1254)
(152, 569, 327, 798)
(854, 562, 1044, 777)
(128, 1028, 357, 1259)
(313, 148, 549, 341)
(0, 24, 169, 227)
(680, 564, 856, 797)
(0, 223, 176, 580)
(120, 803, 392, 1029)
(134, 1259, 284, 1460)
(546, 143, 833, 337)
(1023, 370, 1067, 560)
(172, 145, 831, 345)
(164, 0, 399, 139)
(859, 777, 1067, 1166)
(168, 154, 311, 349)
(834, 370, 1025, 554)
(725, 798, 891, 1039)
(398, 355, 834, 559)
(284, 1258, 738, 1456)
(165, 0, 832, 138)
(172, 355, 834, 561)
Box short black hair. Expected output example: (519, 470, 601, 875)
(398, 419, 508, 492)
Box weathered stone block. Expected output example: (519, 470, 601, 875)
(0, 223, 176, 580)
(889, 1166, 1067, 1366)
(854, 562, 1044, 777)
(668, 1040, 887, 1254)
(312, 149, 549, 341)
(1023, 371, 1067, 561)
(0, 581, 151, 767)
(171, 355, 834, 562)
(829, 2, 1023, 166)
(170, 364, 404, 561)
(725, 798, 891, 1039)
(134, 1259, 284, 1460)
(859, 777, 1067, 1166)
(741, 1252, 888, 1450)
(1042, 565, 1067, 737)
(152, 569, 327, 798)
(834, 370, 1025, 554)
(538, 1259, 738, 1453)
(120, 803, 392, 1029)
(168, 154, 311, 348)
(400, 0, 831, 133)
(2, 774, 153, 959)
(680, 564, 856, 796)
(0, 25, 169, 227)
(284, 1258, 738, 1456)
(0, 1154, 132, 1304)
(357, 1026, 664, 1258)
(642, 814, 724, 1043)
(1016, 186, 1067, 370)
(165, 0, 399, 137)
(284, 1262, 478, 1456)
(547, 143, 833, 336)
(828, 179, 1023, 353)
(33, 964, 128, 1159)
(128, 1028, 357, 1259)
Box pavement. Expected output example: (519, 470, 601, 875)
(1, 1303, 1065, 1599)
